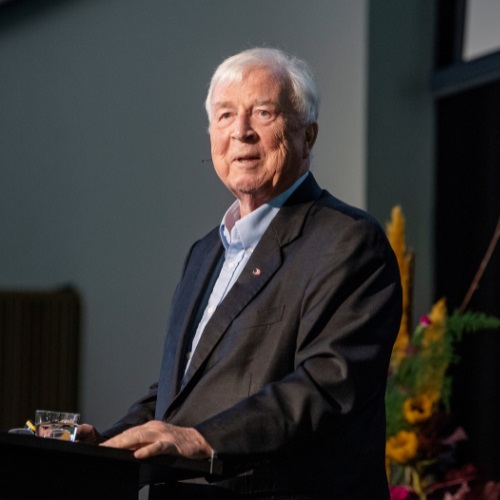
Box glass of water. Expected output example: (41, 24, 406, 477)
(35, 409, 80, 442)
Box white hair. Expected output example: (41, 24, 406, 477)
(205, 47, 319, 125)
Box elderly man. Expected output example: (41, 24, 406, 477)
(79, 48, 401, 499)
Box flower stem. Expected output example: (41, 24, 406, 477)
(460, 216, 500, 313)
(410, 466, 426, 500)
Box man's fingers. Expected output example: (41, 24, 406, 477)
(101, 430, 146, 450)
(76, 423, 105, 444)
(99, 421, 212, 459)
(133, 440, 176, 459)
(101, 426, 176, 454)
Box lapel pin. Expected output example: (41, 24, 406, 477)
(252, 268, 262, 276)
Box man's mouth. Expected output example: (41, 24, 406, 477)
(234, 155, 260, 163)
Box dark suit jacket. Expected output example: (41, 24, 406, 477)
(105, 174, 402, 499)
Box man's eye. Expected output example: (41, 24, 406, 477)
(220, 112, 232, 120)
(255, 109, 274, 121)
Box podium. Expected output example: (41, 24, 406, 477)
(0, 432, 223, 499)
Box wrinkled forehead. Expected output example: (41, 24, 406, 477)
(210, 65, 291, 105)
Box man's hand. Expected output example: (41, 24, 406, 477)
(76, 424, 106, 444)
(100, 420, 213, 460)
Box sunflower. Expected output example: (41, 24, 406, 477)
(386, 430, 419, 464)
(403, 393, 436, 424)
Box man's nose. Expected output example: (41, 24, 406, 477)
(230, 114, 256, 141)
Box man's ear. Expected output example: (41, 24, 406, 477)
(303, 122, 319, 159)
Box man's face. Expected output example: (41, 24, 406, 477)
(209, 67, 316, 215)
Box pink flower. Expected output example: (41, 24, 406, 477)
(390, 485, 412, 500)
(419, 315, 431, 326)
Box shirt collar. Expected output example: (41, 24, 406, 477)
(220, 172, 310, 251)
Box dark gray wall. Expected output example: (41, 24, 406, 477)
(367, 0, 435, 319)
(0, 0, 369, 429)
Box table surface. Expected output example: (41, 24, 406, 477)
(0, 431, 223, 486)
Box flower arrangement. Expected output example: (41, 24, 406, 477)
(385, 207, 500, 500)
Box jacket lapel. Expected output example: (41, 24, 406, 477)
(155, 229, 223, 419)
(161, 174, 324, 417)
(179, 233, 283, 390)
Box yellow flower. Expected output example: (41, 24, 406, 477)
(386, 430, 419, 464)
(422, 298, 447, 347)
(386, 206, 414, 369)
(428, 298, 447, 324)
(403, 393, 436, 424)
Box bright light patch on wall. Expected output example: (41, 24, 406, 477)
(463, 0, 500, 61)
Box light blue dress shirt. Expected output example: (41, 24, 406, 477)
(184, 172, 309, 372)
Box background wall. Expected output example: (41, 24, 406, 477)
(367, 0, 435, 331)
(0, 0, 374, 430)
